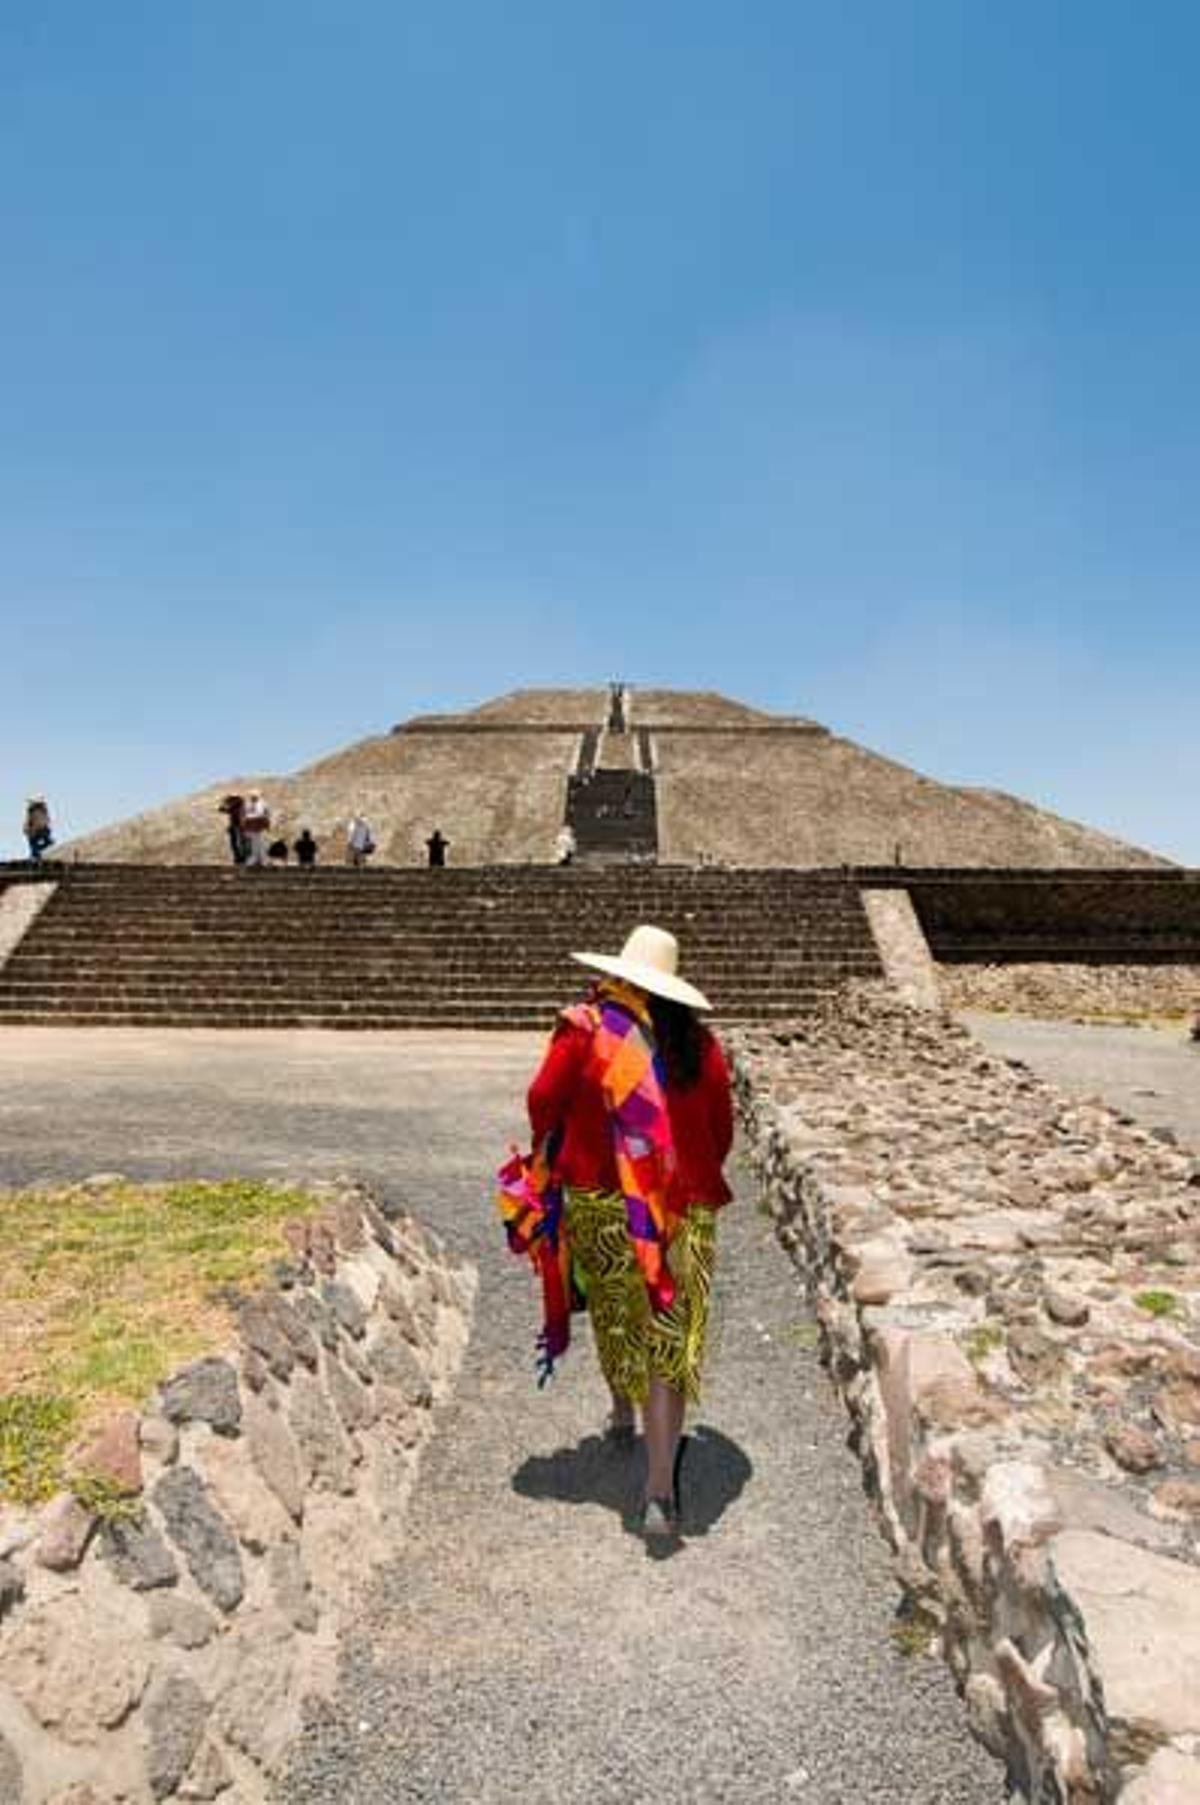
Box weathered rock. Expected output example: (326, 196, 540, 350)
(240, 1293, 319, 1375)
(4, 1592, 150, 1743)
(214, 1622, 299, 1769)
(202, 1429, 292, 1554)
(240, 1348, 270, 1393)
(1104, 1422, 1163, 1475)
(160, 1358, 242, 1437)
(379, 1277, 423, 1345)
(1006, 1324, 1066, 1387)
(1152, 1478, 1200, 1519)
(1119, 1746, 1200, 1803)
(147, 1592, 218, 1649)
(237, 1295, 296, 1379)
(70, 1410, 143, 1495)
(368, 1325, 433, 1408)
(35, 1492, 96, 1571)
(0, 1729, 23, 1804)
(178, 1737, 233, 1800)
(139, 1414, 180, 1466)
(0, 1554, 26, 1618)
(101, 1513, 180, 1590)
(0, 1506, 36, 1560)
(153, 1468, 245, 1613)
(321, 1279, 368, 1340)
(326, 1353, 374, 1432)
(1043, 1285, 1090, 1327)
(1047, 1468, 1181, 1553)
(1154, 1380, 1200, 1434)
(288, 1373, 355, 1495)
(269, 1539, 318, 1633)
(292, 1290, 339, 1352)
(243, 1388, 305, 1523)
(145, 1672, 211, 1800)
(1051, 1530, 1200, 1746)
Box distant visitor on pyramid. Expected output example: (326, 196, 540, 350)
(59, 686, 1168, 869)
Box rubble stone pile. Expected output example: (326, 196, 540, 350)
(939, 961, 1200, 1024)
(733, 986, 1200, 1803)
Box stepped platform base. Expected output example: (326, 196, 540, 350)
(0, 864, 883, 1030)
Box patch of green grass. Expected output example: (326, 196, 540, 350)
(70, 1472, 143, 1524)
(965, 1323, 1005, 1364)
(784, 1319, 821, 1351)
(0, 1177, 318, 1504)
(1134, 1289, 1183, 1320)
(0, 1394, 78, 1506)
(889, 1610, 938, 1658)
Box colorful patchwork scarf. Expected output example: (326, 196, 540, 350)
(496, 978, 679, 1383)
(495, 1131, 576, 1386)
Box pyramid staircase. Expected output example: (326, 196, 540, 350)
(0, 864, 882, 1029)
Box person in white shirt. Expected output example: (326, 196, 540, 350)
(346, 812, 375, 867)
(242, 793, 271, 868)
(554, 824, 577, 866)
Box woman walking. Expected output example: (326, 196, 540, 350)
(513, 924, 734, 1539)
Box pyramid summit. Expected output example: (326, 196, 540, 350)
(62, 684, 1167, 869)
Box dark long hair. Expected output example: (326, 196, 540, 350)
(648, 994, 705, 1089)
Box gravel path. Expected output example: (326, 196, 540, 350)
(0, 1028, 1004, 1804)
(962, 1012, 1200, 1152)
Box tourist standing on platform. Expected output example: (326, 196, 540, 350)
(554, 824, 576, 866)
(24, 797, 53, 862)
(425, 828, 449, 868)
(346, 812, 375, 867)
(242, 793, 271, 868)
(294, 828, 318, 867)
(218, 794, 248, 864)
(502, 925, 733, 1543)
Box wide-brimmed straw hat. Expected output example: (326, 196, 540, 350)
(570, 923, 711, 1012)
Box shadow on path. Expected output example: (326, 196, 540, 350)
(512, 1423, 753, 1549)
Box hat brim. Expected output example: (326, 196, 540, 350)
(570, 950, 712, 1012)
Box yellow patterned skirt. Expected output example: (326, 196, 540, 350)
(563, 1188, 717, 1405)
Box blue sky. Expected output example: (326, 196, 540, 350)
(3, 1, 1198, 860)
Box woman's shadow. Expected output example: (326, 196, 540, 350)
(511, 1424, 752, 1556)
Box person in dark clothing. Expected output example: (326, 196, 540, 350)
(24, 798, 53, 863)
(294, 829, 318, 867)
(426, 829, 449, 868)
(267, 839, 289, 865)
(218, 795, 248, 865)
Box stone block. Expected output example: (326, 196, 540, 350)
(145, 1672, 211, 1800)
(101, 1513, 180, 1591)
(70, 1410, 142, 1495)
(35, 1493, 96, 1571)
(147, 1592, 218, 1649)
(1119, 1747, 1200, 1803)
(243, 1389, 305, 1523)
(153, 1468, 245, 1613)
(160, 1358, 242, 1437)
(1051, 1530, 1200, 1744)
(287, 1372, 356, 1495)
(4, 1592, 150, 1744)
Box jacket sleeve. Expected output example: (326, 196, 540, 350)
(527, 1021, 587, 1144)
(705, 1035, 735, 1164)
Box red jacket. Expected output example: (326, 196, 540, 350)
(527, 1017, 735, 1211)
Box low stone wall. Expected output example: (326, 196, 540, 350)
(938, 961, 1200, 1024)
(733, 987, 1200, 1803)
(0, 1179, 474, 1804)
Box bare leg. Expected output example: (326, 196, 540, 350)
(607, 1385, 636, 1430)
(643, 1376, 685, 1502)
